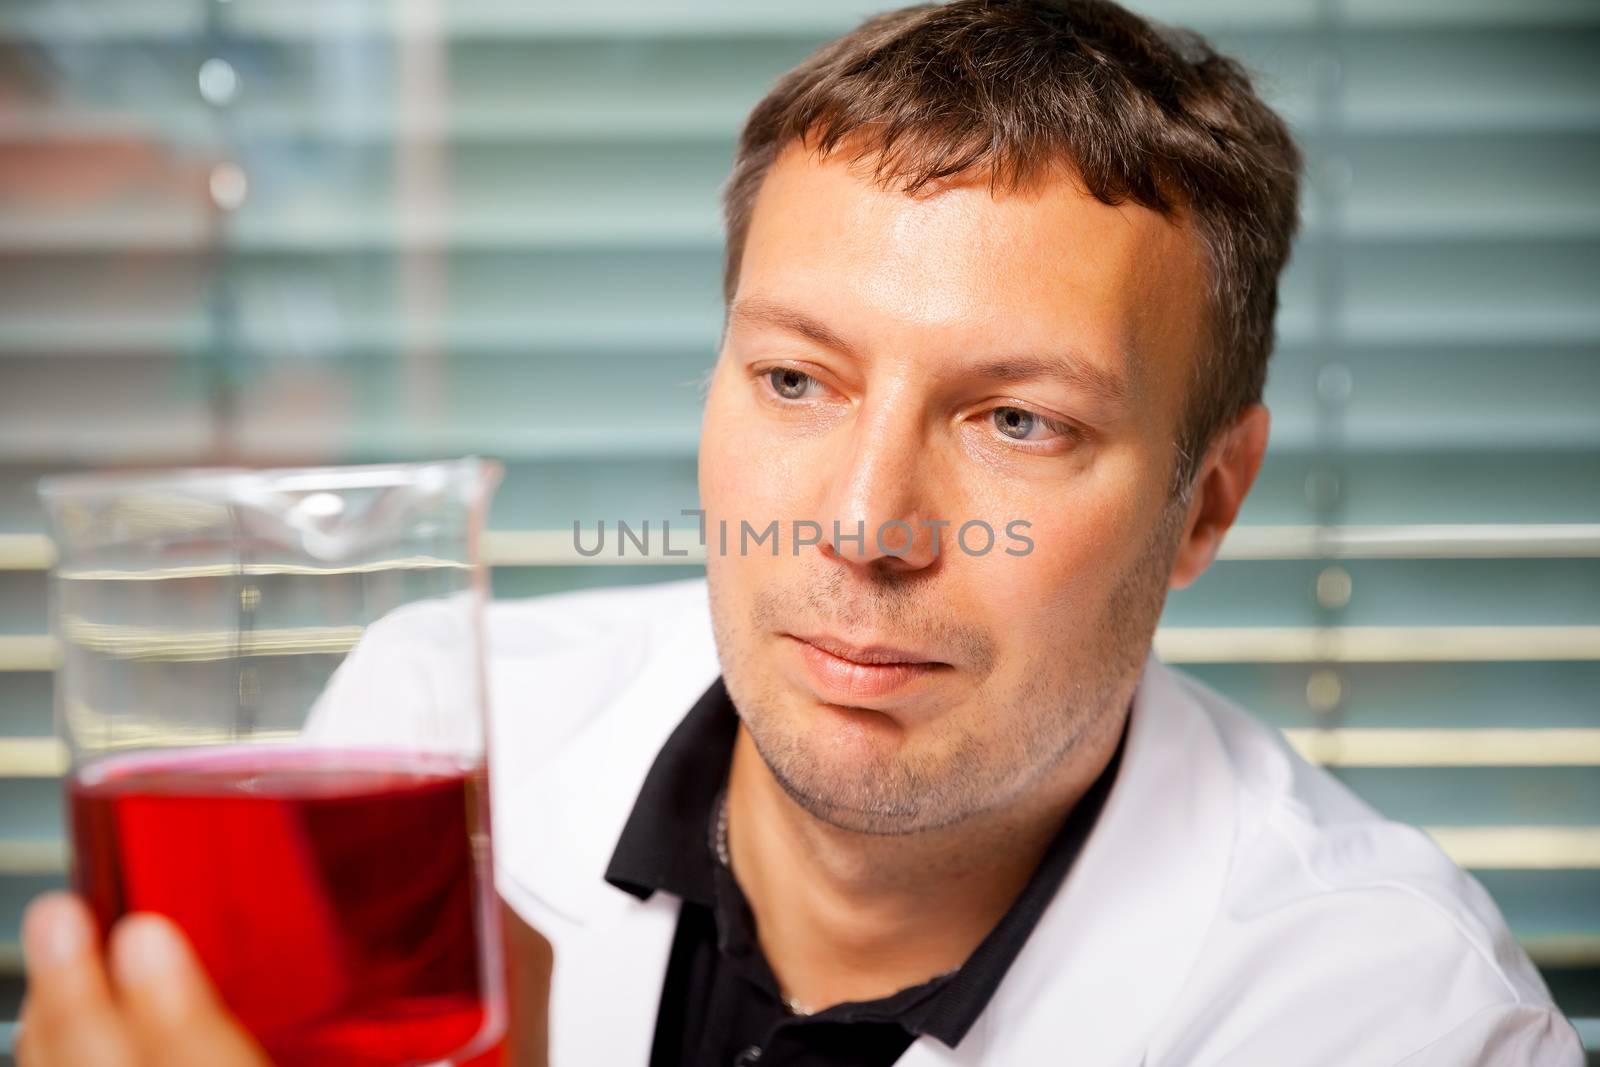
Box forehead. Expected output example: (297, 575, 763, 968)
(737, 142, 1210, 400)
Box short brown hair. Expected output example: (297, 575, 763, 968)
(721, 0, 1302, 493)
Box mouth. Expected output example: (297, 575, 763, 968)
(784, 632, 949, 702)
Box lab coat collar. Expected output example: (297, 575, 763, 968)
(499, 613, 1239, 1066)
(497, 605, 722, 928)
(938, 650, 1239, 1064)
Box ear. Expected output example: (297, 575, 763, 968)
(1168, 403, 1271, 591)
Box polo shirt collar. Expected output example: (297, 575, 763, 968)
(601, 674, 1127, 1049)
(603, 676, 736, 905)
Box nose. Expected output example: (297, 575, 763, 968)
(813, 395, 943, 573)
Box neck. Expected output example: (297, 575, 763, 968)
(723, 714, 1122, 1012)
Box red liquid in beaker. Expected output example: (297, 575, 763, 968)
(69, 748, 499, 1066)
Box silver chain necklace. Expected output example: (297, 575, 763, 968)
(714, 787, 814, 1017)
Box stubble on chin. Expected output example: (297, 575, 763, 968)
(702, 497, 1186, 835)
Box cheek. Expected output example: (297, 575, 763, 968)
(972, 484, 1149, 629)
(698, 371, 750, 519)
(698, 369, 813, 531)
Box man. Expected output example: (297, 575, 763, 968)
(18, 0, 1584, 1064)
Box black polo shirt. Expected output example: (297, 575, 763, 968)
(605, 677, 1126, 1067)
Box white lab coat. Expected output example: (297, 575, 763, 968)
(319, 576, 1584, 1066)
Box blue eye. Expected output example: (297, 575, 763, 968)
(993, 406, 1042, 439)
(991, 406, 1075, 444)
(767, 368, 816, 400)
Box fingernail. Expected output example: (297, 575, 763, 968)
(111, 914, 185, 986)
(22, 894, 89, 970)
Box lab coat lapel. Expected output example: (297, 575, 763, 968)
(541, 891, 684, 1065)
(495, 592, 722, 1066)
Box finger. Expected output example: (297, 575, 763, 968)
(109, 913, 271, 1067)
(12, 997, 27, 1067)
(19, 892, 137, 1067)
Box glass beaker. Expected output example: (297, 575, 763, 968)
(37, 458, 505, 1067)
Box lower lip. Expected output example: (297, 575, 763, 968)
(790, 637, 943, 701)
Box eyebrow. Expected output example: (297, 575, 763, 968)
(726, 297, 861, 359)
(726, 297, 1131, 410)
(967, 353, 1131, 411)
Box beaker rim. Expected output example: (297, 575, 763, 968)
(38, 457, 500, 502)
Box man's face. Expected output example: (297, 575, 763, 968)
(699, 143, 1211, 835)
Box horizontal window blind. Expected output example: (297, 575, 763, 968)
(0, 0, 1596, 1055)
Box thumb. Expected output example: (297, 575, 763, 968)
(108, 913, 272, 1067)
